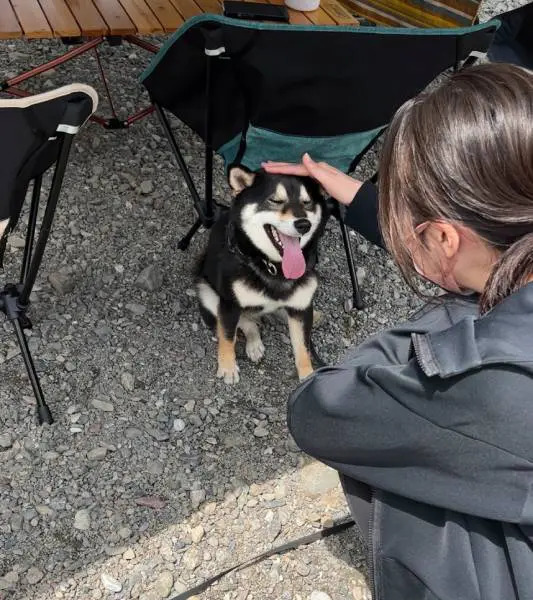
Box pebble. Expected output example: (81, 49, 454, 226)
(173, 418, 186, 432)
(145, 427, 169, 442)
(48, 270, 75, 295)
(182, 547, 202, 571)
(123, 548, 135, 560)
(121, 372, 135, 392)
(91, 398, 114, 412)
(118, 526, 132, 539)
(87, 447, 108, 461)
(300, 462, 339, 496)
(253, 425, 269, 438)
(149, 571, 174, 598)
(73, 509, 91, 531)
(135, 264, 163, 292)
(190, 524, 205, 543)
(139, 180, 154, 195)
(190, 489, 206, 509)
(101, 573, 122, 593)
(126, 302, 146, 316)
(146, 460, 164, 475)
(25, 567, 44, 584)
(0, 432, 13, 450)
(309, 593, 332, 600)
(125, 427, 142, 439)
(9, 235, 26, 249)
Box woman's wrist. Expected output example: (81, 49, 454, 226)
(337, 178, 363, 206)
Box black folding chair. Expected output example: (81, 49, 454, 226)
(488, 2, 533, 68)
(0, 84, 97, 425)
(141, 16, 498, 309)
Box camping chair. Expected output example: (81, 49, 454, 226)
(0, 85, 98, 425)
(488, 2, 533, 69)
(141, 16, 498, 309)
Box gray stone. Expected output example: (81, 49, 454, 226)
(253, 425, 269, 438)
(25, 567, 44, 585)
(173, 418, 186, 432)
(300, 462, 339, 496)
(125, 427, 142, 439)
(126, 302, 146, 316)
(190, 489, 206, 509)
(48, 270, 75, 295)
(101, 573, 122, 593)
(145, 427, 169, 442)
(309, 593, 332, 600)
(146, 460, 164, 476)
(87, 447, 108, 461)
(182, 547, 202, 571)
(73, 509, 91, 531)
(190, 524, 204, 543)
(139, 180, 154, 195)
(149, 570, 174, 598)
(0, 432, 13, 450)
(121, 372, 135, 392)
(135, 265, 163, 292)
(91, 398, 114, 412)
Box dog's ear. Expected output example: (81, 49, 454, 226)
(228, 165, 256, 194)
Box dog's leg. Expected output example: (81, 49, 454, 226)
(287, 305, 314, 381)
(239, 316, 265, 363)
(217, 301, 240, 384)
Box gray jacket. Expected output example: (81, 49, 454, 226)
(289, 286, 533, 599)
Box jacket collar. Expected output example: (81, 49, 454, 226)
(412, 283, 533, 379)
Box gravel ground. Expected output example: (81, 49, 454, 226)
(0, 2, 527, 598)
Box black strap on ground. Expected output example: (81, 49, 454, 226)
(170, 516, 355, 600)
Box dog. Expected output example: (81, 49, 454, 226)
(195, 165, 329, 384)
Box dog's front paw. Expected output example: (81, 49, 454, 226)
(217, 362, 240, 384)
(246, 337, 265, 363)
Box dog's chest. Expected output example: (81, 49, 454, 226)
(232, 277, 317, 314)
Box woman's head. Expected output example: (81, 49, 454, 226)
(378, 63, 533, 312)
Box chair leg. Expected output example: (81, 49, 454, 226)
(177, 217, 203, 250)
(338, 218, 364, 310)
(12, 317, 53, 425)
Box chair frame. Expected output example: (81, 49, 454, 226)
(0, 85, 97, 424)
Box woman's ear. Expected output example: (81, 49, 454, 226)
(427, 221, 461, 259)
(228, 165, 256, 194)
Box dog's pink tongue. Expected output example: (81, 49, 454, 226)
(278, 232, 306, 279)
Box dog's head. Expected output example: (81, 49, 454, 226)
(228, 165, 328, 280)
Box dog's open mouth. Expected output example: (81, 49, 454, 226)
(265, 225, 306, 280)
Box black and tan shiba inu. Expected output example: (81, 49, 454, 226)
(195, 165, 329, 384)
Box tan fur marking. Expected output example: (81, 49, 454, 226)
(299, 185, 310, 203)
(217, 319, 237, 377)
(288, 316, 313, 380)
(274, 183, 289, 202)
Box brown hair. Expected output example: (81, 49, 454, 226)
(378, 63, 533, 313)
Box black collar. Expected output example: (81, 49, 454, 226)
(226, 221, 281, 278)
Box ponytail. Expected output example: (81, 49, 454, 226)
(480, 233, 533, 314)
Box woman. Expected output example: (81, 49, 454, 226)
(263, 63, 533, 599)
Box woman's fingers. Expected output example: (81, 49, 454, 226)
(261, 161, 310, 176)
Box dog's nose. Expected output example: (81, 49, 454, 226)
(294, 218, 311, 235)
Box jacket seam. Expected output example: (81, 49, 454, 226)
(367, 365, 533, 467)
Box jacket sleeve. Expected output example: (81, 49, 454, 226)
(343, 181, 384, 249)
(287, 320, 531, 520)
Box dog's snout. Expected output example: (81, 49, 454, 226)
(294, 218, 311, 235)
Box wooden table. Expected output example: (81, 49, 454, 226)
(0, 0, 358, 38)
(0, 0, 358, 128)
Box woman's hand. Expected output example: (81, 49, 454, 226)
(261, 153, 362, 206)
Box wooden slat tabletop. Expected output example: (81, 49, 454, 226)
(1, 0, 357, 39)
